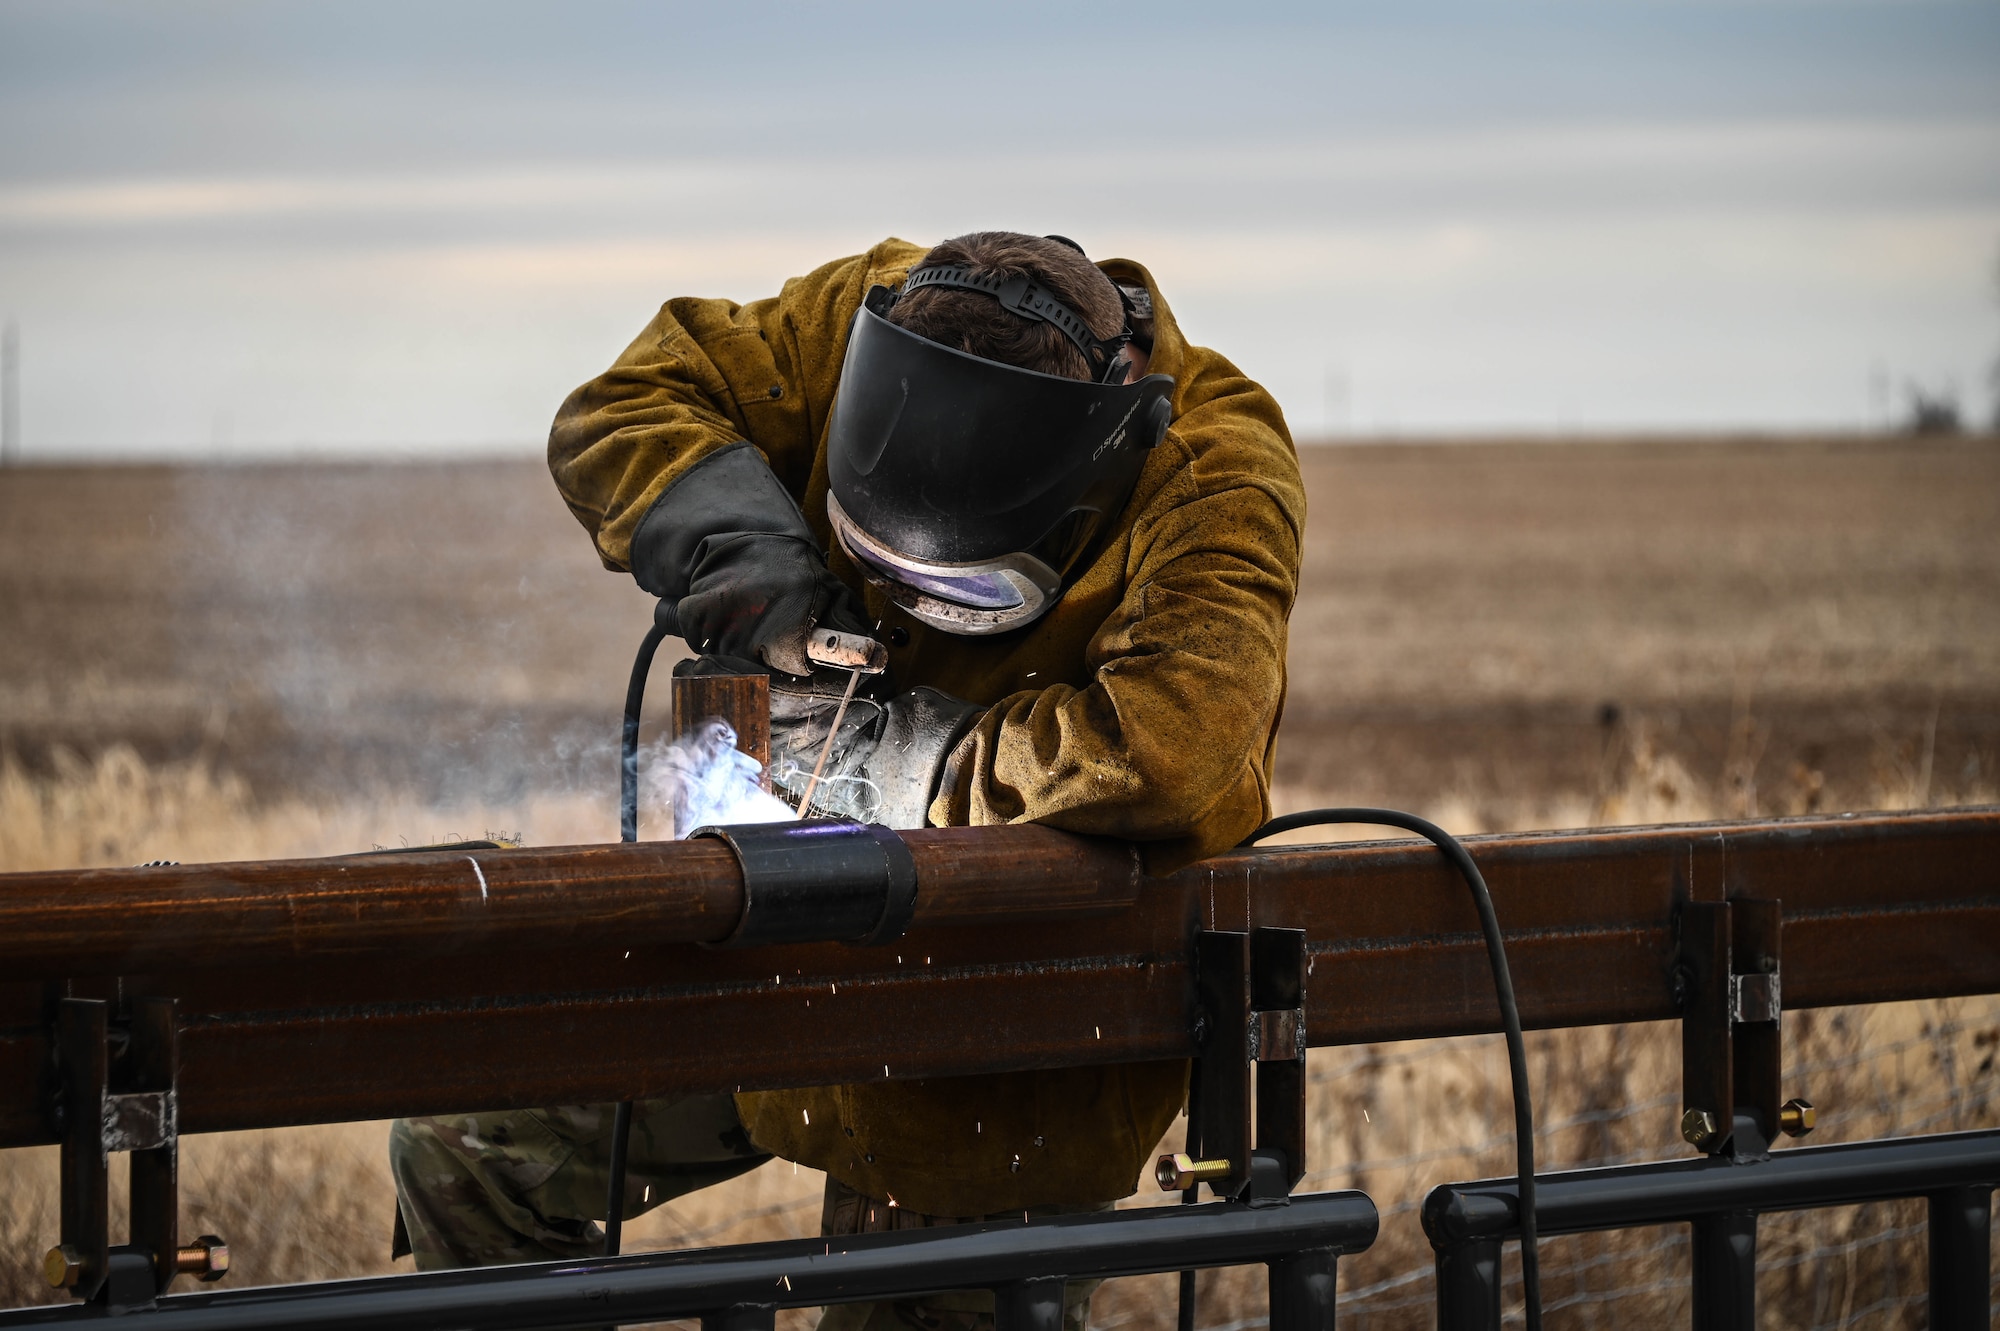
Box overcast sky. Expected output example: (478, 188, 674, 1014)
(2, 0, 1997, 456)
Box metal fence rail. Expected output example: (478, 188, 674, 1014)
(0, 1191, 1381, 1331)
(3, 808, 1995, 1146)
(4, 806, 1999, 1326)
(1423, 1129, 2000, 1330)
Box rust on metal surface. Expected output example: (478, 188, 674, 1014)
(0, 840, 751, 979)
(0, 808, 1994, 1150)
(0, 826, 1139, 981)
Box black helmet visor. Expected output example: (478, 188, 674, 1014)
(825, 293, 1173, 635)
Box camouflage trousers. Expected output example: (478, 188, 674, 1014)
(389, 1096, 769, 1269)
(390, 1101, 1103, 1331)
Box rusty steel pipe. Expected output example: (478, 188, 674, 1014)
(0, 808, 1995, 1147)
(0, 825, 1141, 981)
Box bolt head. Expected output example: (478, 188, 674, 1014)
(42, 1244, 82, 1289)
(1681, 1107, 1722, 1149)
(1780, 1098, 1817, 1138)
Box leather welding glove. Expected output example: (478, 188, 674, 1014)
(674, 656, 983, 829)
(632, 443, 870, 677)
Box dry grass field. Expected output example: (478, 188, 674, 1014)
(2, 434, 1997, 1326)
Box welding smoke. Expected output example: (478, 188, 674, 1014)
(645, 717, 795, 838)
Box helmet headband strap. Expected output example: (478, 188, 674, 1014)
(897, 264, 1134, 383)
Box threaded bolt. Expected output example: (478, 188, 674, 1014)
(175, 1235, 230, 1282)
(1155, 1152, 1233, 1191)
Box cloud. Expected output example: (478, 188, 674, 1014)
(2, 1, 1995, 451)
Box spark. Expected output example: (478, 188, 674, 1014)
(1095, 1026, 1101, 1039)
(1363, 1110, 1370, 1123)
(465, 857, 488, 900)
(804, 1109, 811, 1125)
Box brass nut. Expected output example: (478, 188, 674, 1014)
(1680, 1107, 1723, 1150)
(42, 1244, 82, 1290)
(175, 1235, 230, 1282)
(1780, 1098, 1817, 1138)
(1154, 1152, 1233, 1191)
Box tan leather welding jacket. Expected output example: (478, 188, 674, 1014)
(548, 238, 1305, 1217)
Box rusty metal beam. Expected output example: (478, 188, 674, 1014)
(0, 808, 1995, 1150)
(0, 826, 1142, 980)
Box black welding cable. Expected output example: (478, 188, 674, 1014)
(604, 1098, 635, 1258)
(607, 611, 672, 1256)
(620, 615, 672, 845)
(1238, 808, 1542, 1331)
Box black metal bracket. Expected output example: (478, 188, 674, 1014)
(45, 997, 225, 1310)
(1170, 927, 1308, 1204)
(1670, 898, 1819, 1329)
(1674, 898, 1812, 1163)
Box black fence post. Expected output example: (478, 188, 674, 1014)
(1266, 1246, 1336, 1331)
(55, 999, 111, 1305)
(1435, 1238, 1501, 1331)
(1689, 1210, 1755, 1331)
(994, 1277, 1066, 1331)
(1926, 1185, 1992, 1331)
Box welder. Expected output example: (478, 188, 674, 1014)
(389, 232, 1305, 1331)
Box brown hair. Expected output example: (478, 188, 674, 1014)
(890, 232, 1126, 381)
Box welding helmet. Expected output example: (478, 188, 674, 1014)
(825, 268, 1176, 636)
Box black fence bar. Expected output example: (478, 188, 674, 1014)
(1928, 1185, 1993, 1327)
(1422, 1129, 2000, 1331)
(1689, 1211, 1754, 1331)
(0, 1191, 1379, 1331)
(1433, 1239, 1500, 1329)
